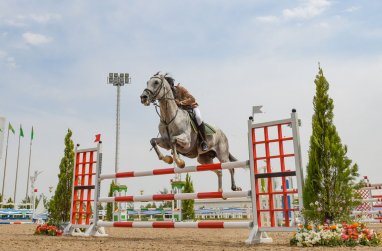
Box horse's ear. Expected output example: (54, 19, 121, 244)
(154, 71, 160, 76)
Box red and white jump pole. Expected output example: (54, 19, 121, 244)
(98, 221, 251, 229)
(99, 191, 250, 203)
(100, 161, 249, 180)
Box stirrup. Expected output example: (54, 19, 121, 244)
(201, 141, 208, 151)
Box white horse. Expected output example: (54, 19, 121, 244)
(140, 72, 241, 191)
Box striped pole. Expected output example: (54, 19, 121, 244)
(352, 210, 382, 215)
(359, 184, 382, 190)
(97, 221, 251, 229)
(361, 198, 382, 203)
(361, 182, 382, 187)
(99, 191, 250, 203)
(359, 219, 382, 223)
(100, 161, 249, 180)
(0, 221, 34, 225)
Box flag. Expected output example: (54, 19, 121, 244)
(9, 123, 15, 134)
(31, 126, 34, 140)
(94, 134, 101, 142)
(20, 125, 24, 137)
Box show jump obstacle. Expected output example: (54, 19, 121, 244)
(352, 176, 382, 223)
(64, 109, 304, 244)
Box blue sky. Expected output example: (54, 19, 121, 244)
(0, 0, 382, 202)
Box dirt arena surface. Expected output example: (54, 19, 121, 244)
(1, 224, 382, 250)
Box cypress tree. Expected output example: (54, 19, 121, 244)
(48, 129, 75, 225)
(303, 66, 360, 223)
(106, 180, 115, 221)
(182, 174, 195, 220)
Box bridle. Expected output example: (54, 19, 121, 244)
(145, 74, 179, 127)
(143, 75, 165, 102)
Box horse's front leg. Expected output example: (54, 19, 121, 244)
(150, 138, 173, 164)
(170, 133, 190, 168)
(171, 144, 185, 168)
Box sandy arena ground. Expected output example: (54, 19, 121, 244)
(1, 224, 382, 251)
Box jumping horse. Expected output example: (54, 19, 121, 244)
(140, 72, 241, 191)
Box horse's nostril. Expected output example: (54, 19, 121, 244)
(141, 95, 148, 99)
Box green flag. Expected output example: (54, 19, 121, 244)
(31, 126, 34, 140)
(8, 123, 15, 134)
(20, 125, 24, 137)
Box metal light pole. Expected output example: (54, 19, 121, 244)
(107, 73, 130, 183)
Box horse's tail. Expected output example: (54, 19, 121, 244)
(229, 153, 238, 162)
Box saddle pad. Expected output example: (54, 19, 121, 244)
(190, 119, 216, 135)
(204, 123, 216, 135)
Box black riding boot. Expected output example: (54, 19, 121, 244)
(198, 122, 208, 151)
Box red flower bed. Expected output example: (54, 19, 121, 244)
(34, 224, 63, 236)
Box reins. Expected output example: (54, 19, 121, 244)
(147, 75, 180, 143)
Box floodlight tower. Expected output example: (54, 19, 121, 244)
(107, 73, 131, 183)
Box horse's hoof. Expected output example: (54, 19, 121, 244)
(176, 159, 185, 168)
(232, 186, 242, 191)
(162, 156, 173, 164)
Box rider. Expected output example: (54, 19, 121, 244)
(167, 78, 208, 151)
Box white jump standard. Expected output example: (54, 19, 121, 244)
(64, 109, 305, 245)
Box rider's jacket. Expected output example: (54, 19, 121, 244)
(174, 84, 198, 109)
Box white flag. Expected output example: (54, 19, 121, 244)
(0, 116, 5, 159)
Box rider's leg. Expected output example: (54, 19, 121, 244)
(193, 107, 208, 151)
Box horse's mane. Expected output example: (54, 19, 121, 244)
(154, 71, 175, 87)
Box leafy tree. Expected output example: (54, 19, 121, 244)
(158, 188, 172, 209)
(4, 197, 14, 209)
(48, 129, 75, 225)
(182, 174, 195, 220)
(303, 66, 360, 224)
(20, 196, 31, 209)
(144, 202, 157, 209)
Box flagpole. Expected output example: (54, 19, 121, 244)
(1, 127, 10, 201)
(25, 130, 33, 200)
(13, 125, 22, 205)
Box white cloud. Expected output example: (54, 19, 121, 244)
(6, 56, 17, 69)
(22, 32, 53, 45)
(256, 15, 279, 23)
(30, 13, 61, 23)
(0, 50, 18, 68)
(2, 13, 61, 27)
(344, 6, 360, 13)
(282, 0, 331, 20)
(4, 16, 27, 27)
(0, 50, 6, 59)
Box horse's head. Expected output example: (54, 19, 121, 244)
(140, 72, 173, 106)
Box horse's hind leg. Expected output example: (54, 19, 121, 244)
(228, 169, 242, 191)
(217, 154, 242, 191)
(197, 154, 222, 192)
(150, 138, 173, 164)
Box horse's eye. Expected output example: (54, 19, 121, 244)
(154, 80, 159, 85)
